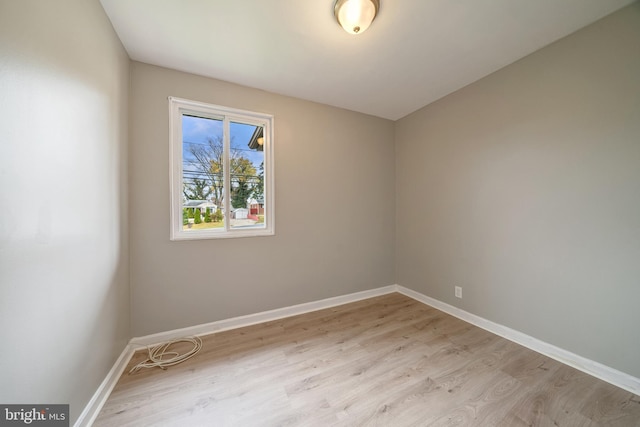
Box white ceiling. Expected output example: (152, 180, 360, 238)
(99, 0, 634, 120)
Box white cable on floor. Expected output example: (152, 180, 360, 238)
(129, 336, 203, 374)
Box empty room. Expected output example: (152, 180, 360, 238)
(1, 0, 639, 426)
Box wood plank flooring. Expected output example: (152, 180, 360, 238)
(94, 293, 640, 426)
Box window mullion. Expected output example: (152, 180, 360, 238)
(223, 117, 231, 232)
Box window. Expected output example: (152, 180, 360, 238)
(169, 97, 274, 240)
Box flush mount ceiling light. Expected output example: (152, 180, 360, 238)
(334, 0, 380, 35)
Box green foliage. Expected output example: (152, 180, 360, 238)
(231, 181, 251, 209)
(204, 207, 212, 223)
(183, 178, 212, 200)
(182, 208, 188, 225)
(230, 157, 258, 209)
(253, 161, 264, 200)
(213, 208, 223, 222)
(187, 208, 195, 219)
(188, 136, 224, 207)
(188, 136, 260, 209)
(194, 208, 202, 224)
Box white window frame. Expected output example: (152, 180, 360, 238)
(169, 97, 274, 240)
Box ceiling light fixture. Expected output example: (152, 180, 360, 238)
(334, 0, 380, 35)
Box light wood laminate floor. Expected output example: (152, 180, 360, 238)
(95, 293, 640, 426)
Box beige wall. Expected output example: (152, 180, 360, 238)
(1, 1, 638, 419)
(395, 3, 640, 378)
(129, 62, 395, 336)
(0, 0, 130, 423)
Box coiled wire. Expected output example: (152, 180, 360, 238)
(129, 336, 202, 374)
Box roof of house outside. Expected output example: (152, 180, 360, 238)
(248, 126, 264, 152)
(184, 200, 216, 208)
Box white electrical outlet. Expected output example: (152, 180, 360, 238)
(455, 286, 462, 298)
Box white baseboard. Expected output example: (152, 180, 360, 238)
(77, 286, 397, 425)
(130, 285, 397, 347)
(78, 283, 639, 426)
(74, 344, 136, 427)
(76, 286, 396, 426)
(396, 285, 640, 396)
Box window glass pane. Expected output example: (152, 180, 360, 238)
(169, 97, 273, 240)
(181, 114, 226, 231)
(230, 121, 265, 230)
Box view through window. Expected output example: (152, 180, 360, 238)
(169, 98, 273, 240)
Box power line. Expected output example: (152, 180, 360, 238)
(183, 139, 262, 155)
(186, 171, 264, 183)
